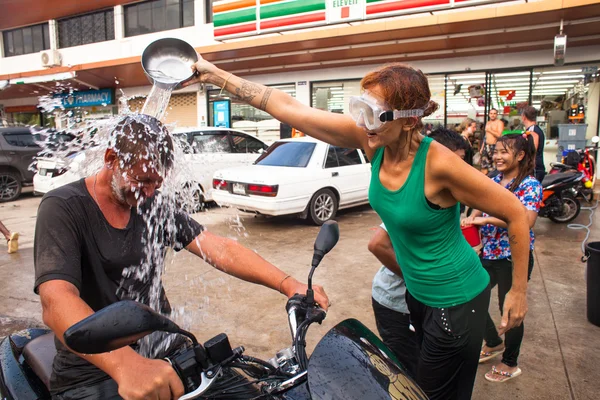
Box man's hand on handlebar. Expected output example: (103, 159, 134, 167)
(115, 353, 184, 400)
(281, 277, 330, 311)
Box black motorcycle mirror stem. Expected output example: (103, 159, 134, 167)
(64, 300, 199, 354)
(306, 220, 340, 306)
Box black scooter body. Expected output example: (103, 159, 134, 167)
(0, 328, 51, 400)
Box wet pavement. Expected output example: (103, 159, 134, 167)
(1, 192, 599, 399)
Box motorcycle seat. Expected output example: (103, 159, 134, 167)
(550, 162, 575, 170)
(542, 172, 579, 187)
(22, 332, 56, 389)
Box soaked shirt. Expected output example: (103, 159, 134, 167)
(481, 174, 542, 260)
(34, 179, 203, 394)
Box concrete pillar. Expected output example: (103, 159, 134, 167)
(197, 87, 208, 127)
(296, 81, 310, 106)
(194, 0, 207, 26)
(586, 81, 599, 139)
(48, 20, 58, 50)
(114, 5, 125, 40)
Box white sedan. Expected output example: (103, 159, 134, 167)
(212, 137, 371, 225)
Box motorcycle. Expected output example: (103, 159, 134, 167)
(549, 146, 596, 202)
(539, 171, 584, 223)
(0, 221, 427, 400)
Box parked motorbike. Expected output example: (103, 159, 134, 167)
(0, 221, 427, 400)
(539, 171, 584, 223)
(549, 146, 596, 202)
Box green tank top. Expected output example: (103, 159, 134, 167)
(369, 137, 489, 308)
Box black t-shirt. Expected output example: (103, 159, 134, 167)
(528, 124, 546, 175)
(34, 179, 203, 394)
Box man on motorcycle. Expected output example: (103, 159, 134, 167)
(33, 115, 329, 400)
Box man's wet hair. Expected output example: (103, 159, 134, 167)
(428, 127, 468, 152)
(110, 114, 174, 171)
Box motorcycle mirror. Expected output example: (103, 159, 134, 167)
(64, 301, 183, 354)
(312, 220, 340, 268)
(592, 136, 600, 144)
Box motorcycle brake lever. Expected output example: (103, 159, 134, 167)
(178, 367, 222, 400)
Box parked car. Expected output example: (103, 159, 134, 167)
(174, 127, 268, 208)
(0, 127, 45, 202)
(212, 137, 371, 225)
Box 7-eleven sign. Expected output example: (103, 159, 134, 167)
(327, 0, 365, 24)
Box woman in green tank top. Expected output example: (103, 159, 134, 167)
(188, 59, 532, 400)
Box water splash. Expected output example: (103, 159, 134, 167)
(141, 84, 175, 121)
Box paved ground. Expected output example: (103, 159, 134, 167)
(1, 191, 599, 399)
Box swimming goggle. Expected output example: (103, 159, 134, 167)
(349, 95, 425, 131)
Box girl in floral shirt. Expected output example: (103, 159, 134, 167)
(462, 130, 542, 382)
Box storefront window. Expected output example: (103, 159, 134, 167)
(311, 80, 361, 113)
(445, 73, 487, 130)
(532, 65, 598, 140)
(423, 75, 445, 131)
(487, 70, 532, 131)
(208, 84, 296, 140)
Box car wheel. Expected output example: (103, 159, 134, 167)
(191, 188, 205, 213)
(0, 172, 22, 202)
(308, 188, 338, 225)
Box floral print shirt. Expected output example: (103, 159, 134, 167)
(481, 174, 542, 260)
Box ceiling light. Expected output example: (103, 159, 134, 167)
(540, 69, 584, 74)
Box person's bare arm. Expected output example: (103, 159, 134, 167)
(186, 231, 329, 309)
(183, 58, 373, 158)
(368, 227, 403, 278)
(531, 131, 540, 150)
(471, 209, 538, 229)
(38, 280, 184, 399)
(429, 144, 529, 335)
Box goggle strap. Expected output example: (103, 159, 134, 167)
(379, 109, 425, 122)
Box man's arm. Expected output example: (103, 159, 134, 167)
(186, 231, 329, 309)
(38, 280, 184, 399)
(367, 228, 403, 278)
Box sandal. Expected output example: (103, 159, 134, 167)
(485, 365, 522, 382)
(479, 347, 504, 363)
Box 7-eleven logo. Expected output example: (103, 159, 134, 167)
(327, 0, 365, 23)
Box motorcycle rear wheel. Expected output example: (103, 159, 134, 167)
(549, 194, 581, 223)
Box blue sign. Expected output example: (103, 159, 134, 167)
(55, 88, 114, 108)
(213, 100, 231, 128)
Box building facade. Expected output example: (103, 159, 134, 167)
(0, 0, 598, 162)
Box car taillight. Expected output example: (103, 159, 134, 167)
(213, 178, 227, 190)
(247, 184, 278, 197)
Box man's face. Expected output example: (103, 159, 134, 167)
(489, 110, 498, 121)
(111, 160, 164, 207)
(454, 149, 466, 160)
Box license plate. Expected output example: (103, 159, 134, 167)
(39, 168, 47, 176)
(232, 183, 246, 195)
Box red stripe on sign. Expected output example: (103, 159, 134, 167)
(366, 0, 449, 14)
(260, 12, 326, 29)
(215, 22, 257, 37)
(341, 6, 350, 18)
